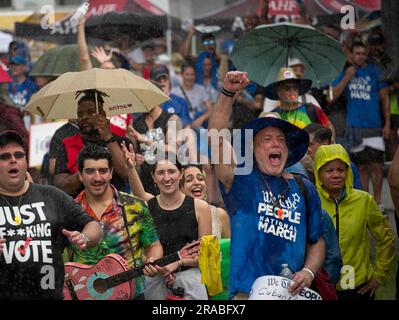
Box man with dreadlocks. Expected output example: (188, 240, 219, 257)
(53, 89, 132, 197)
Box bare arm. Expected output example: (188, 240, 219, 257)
(179, 198, 212, 268)
(144, 240, 164, 261)
(121, 142, 154, 201)
(388, 142, 399, 217)
(53, 172, 81, 195)
(332, 66, 356, 102)
(379, 87, 391, 139)
(217, 207, 231, 238)
(326, 120, 336, 142)
(180, 26, 195, 58)
(289, 237, 325, 295)
(77, 18, 92, 71)
(208, 71, 251, 191)
(81, 221, 103, 248)
(165, 115, 182, 153)
(49, 158, 56, 177)
(62, 220, 103, 250)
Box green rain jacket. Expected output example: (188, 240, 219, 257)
(314, 144, 396, 290)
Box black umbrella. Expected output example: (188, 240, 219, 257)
(85, 11, 180, 42)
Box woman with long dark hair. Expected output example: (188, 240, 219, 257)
(121, 142, 212, 299)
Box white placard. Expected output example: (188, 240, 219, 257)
(249, 275, 322, 300)
(29, 121, 67, 167)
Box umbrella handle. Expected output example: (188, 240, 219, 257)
(95, 90, 98, 114)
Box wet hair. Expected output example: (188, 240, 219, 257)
(303, 123, 332, 144)
(182, 163, 203, 172)
(150, 151, 183, 174)
(181, 60, 196, 74)
(75, 89, 109, 107)
(180, 163, 205, 187)
(77, 145, 113, 173)
(350, 41, 366, 53)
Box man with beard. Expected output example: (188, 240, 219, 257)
(208, 71, 325, 300)
(68, 145, 163, 300)
(53, 89, 131, 198)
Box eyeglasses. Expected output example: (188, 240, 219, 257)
(0, 151, 25, 161)
(202, 39, 216, 46)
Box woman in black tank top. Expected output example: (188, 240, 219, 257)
(121, 145, 212, 299)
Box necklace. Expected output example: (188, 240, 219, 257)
(259, 172, 290, 219)
(1, 193, 23, 208)
(158, 193, 184, 209)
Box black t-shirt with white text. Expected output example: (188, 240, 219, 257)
(0, 183, 93, 300)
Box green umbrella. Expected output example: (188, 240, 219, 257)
(231, 22, 346, 87)
(30, 44, 119, 77)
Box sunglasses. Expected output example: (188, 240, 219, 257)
(0, 151, 25, 161)
(202, 39, 216, 46)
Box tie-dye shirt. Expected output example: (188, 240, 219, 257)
(70, 186, 159, 299)
(274, 104, 330, 129)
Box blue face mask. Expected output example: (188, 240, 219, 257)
(202, 39, 216, 46)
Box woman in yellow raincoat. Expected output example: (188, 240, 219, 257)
(314, 144, 396, 300)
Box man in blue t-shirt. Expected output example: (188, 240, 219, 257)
(332, 42, 390, 211)
(150, 64, 192, 128)
(209, 71, 325, 299)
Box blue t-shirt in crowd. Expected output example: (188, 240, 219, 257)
(332, 64, 388, 128)
(220, 167, 323, 296)
(161, 94, 192, 127)
(8, 78, 38, 109)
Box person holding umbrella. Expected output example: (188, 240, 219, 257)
(53, 89, 132, 198)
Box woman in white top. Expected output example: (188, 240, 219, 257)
(181, 163, 230, 239)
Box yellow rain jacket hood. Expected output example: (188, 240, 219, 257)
(314, 144, 395, 290)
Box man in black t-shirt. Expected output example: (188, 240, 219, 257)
(0, 130, 103, 299)
(53, 90, 132, 198)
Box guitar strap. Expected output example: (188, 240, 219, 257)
(117, 192, 138, 269)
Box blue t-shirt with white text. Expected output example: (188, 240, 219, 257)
(220, 168, 323, 297)
(333, 64, 388, 128)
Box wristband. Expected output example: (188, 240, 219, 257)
(302, 267, 315, 281)
(81, 233, 90, 245)
(221, 87, 236, 97)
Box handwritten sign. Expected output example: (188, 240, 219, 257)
(249, 276, 322, 300)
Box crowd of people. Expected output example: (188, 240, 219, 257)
(1, 9, 399, 301)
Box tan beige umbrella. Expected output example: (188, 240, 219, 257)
(25, 68, 169, 119)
